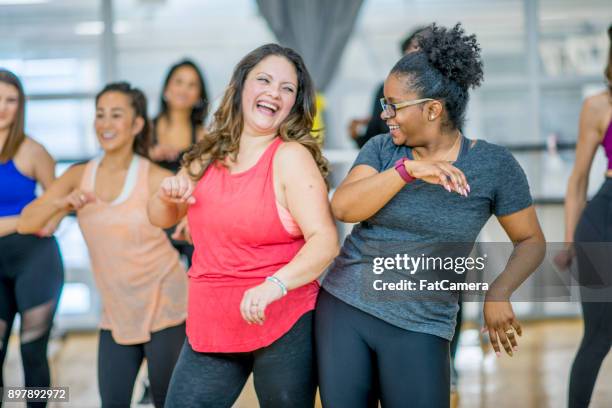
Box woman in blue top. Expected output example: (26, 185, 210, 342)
(0, 69, 64, 403)
(317, 23, 546, 408)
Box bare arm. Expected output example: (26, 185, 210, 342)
(272, 142, 339, 289)
(147, 167, 192, 228)
(30, 140, 56, 190)
(332, 160, 468, 223)
(17, 164, 86, 234)
(488, 206, 546, 299)
(483, 206, 546, 357)
(331, 165, 407, 223)
(240, 142, 339, 325)
(0, 216, 19, 236)
(564, 97, 604, 244)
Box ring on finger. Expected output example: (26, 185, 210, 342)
(505, 328, 514, 335)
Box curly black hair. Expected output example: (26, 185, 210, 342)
(391, 23, 483, 131)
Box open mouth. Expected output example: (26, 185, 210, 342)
(256, 100, 279, 116)
(100, 131, 117, 140)
(388, 124, 400, 131)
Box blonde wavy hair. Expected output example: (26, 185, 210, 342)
(181, 44, 329, 185)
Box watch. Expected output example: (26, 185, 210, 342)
(394, 157, 415, 184)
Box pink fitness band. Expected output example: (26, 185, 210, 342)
(394, 158, 415, 183)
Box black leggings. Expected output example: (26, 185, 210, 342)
(0, 233, 64, 407)
(165, 311, 316, 408)
(315, 289, 450, 408)
(569, 179, 612, 408)
(98, 322, 185, 408)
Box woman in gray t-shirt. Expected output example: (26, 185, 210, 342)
(316, 23, 546, 408)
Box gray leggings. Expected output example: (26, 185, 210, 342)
(165, 311, 316, 408)
(315, 289, 450, 408)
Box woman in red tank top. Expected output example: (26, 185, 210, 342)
(148, 44, 338, 407)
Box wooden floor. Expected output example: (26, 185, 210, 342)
(3, 319, 611, 407)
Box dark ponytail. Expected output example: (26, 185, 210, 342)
(95, 82, 151, 158)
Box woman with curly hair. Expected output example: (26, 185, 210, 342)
(148, 43, 338, 407)
(317, 23, 545, 407)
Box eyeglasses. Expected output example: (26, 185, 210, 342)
(379, 97, 434, 119)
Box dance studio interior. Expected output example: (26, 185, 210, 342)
(1, 0, 611, 407)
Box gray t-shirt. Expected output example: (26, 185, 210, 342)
(322, 134, 533, 340)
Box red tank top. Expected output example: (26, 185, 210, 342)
(186, 137, 319, 352)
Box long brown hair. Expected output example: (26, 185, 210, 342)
(96, 82, 151, 158)
(606, 24, 612, 93)
(0, 69, 26, 163)
(181, 44, 329, 183)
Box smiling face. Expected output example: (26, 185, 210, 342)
(240, 55, 298, 137)
(0, 82, 20, 133)
(163, 65, 202, 111)
(381, 74, 430, 146)
(94, 91, 143, 154)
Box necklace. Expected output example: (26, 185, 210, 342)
(412, 133, 462, 162)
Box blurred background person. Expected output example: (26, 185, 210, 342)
(150, 58, 209, 268)
(556, 23, 612, 408)
(0, 69, 64, 407)
(348, 26, 430, 148)
(18, 82, 188, 408)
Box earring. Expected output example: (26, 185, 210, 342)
(429, 115, 434, 121)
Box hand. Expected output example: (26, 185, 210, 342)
(404, 160, 469, 196)
(157, 174, 196, 205)
(56, 189, 96, 212)
(482, 299, 522, 357)
(171, 217, 192, 244)
(553, 244, 575, 270)
(240, 280, 285, 325)
(348, 118, 370, 140)
(149, 144, 181, 162)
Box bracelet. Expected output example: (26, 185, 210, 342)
(266, 276, 288, 297)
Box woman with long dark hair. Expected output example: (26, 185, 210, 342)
(0, 69, 64, 406)
(556, 24, 612, 408)
(148, 44, 338, 407)
(18, 82, 188, 408)
(150, 59, 208, 173)
(150, 59, 209, 266)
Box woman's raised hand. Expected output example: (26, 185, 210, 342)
(157, 174, 196, 205)
(405, 160, 470, 197)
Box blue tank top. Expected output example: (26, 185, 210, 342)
(0, 160, 36, 217)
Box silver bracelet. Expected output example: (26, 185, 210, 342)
(266, 276, 288, 296)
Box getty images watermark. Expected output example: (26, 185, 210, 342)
(371, 253, 489, 292)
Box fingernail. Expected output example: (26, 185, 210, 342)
(496, 352, 501, 357)
(481, 327, 487, 333)
(513, 346, 518, 352)
(467, 184, 471, 193)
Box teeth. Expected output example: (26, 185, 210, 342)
(102, 132, 116, 139)
(257, 101, 278, 111)
(388, 125, 400, 130)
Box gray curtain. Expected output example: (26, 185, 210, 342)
(256, 0, 364, 91)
